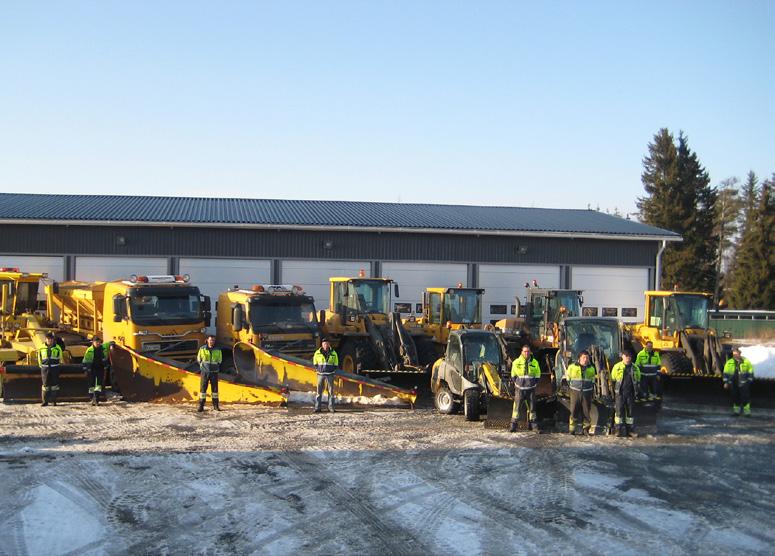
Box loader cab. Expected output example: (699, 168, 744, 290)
(562, 318, 621, 363)
(437, 330, 503, 396)
(0, 269, 44, 320)
(525, 289, 583, 342)
(646, 292, 711, 338)
(420, 287, 484, 344)
(329, 276, 396, 328)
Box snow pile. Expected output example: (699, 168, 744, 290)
(741, 345, 775, 379)
(288, 390, 409, 407)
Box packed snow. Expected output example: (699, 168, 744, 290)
(741, 344, 775, 379)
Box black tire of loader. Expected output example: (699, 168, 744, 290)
(662, 351, 693, 375)
(340, 339, 380, 374)
(415, 339, 441, 371)
(435, 384, 458, 414)
(463, 388, 480, 421)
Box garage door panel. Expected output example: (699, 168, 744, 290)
(281, 260, 370, 311)
(382, 262, 467, 315)
(75, 257, 167, 283)
(572, 266, 648, 323)
(479, 264, 560, 323)
(0, 256, 64, 282)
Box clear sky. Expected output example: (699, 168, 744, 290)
(1, 1, 772, 214)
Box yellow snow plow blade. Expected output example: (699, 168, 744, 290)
(232, 342, 417, 406)
(110, 345, 288, 406)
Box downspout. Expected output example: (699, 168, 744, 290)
(655, 240, 667, 290)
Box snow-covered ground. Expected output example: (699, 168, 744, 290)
(1, 399, 774, 555)
(741, 344, 775, 379)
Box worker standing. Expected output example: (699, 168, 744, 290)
(611, 350, 641, 437)
(82, 336, 108, 406)
(509, 345, 541, 432)
(636, 341, 661, 400)
(566, 350, 597, 435)
(723, 347, 754, 417)
(37, 332, 63, 407)
(197, 335, 222, 412)
(313, 339, 339, 413)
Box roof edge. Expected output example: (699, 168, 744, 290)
(0, 218, 683, 242)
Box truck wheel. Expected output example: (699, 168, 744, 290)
(434, 384, 458, 414)
(340, 339, 379, 374)
(662, 351, 692, 375)
(463, 388, 480, 421)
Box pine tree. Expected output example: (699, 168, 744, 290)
(728, 176, 775, 309)
(638, 129, 718, 291)
(713, 177, 742, 301)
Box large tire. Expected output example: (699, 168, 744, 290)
(463, 388, 481, 421)
(434, 384, 458, 414)
(339, 339, 380, 374)
(415, 338, 441, 370)
(662, 351, 692, 375)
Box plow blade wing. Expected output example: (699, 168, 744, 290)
(484, 395, 514, 429)
(633, 399, 660, 434)
(1, 365, 91, 403)
(110, 345, 288, 406)
(232, 342, 417, 406)
(663, 375, 775, 408)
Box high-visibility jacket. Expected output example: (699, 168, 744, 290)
(37, 345, 63, 368)
(197, 346, 223, 373)
(611, 361, 641, 395)
(83, 343, 110, 369)
(313, 348, 339, 374)
(636, 349, 661, 375)
(511, 356, 541, 390)
(566, 363, 596, 392)
(723, 357, 754, 386)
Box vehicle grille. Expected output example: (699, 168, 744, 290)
(141, 340, 199, 354)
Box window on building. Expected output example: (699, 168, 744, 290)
(602, 307, 618, 317)
(490, 304, 507, 315)
(621, 308, 637, 317)
(582, 307, 599, 317)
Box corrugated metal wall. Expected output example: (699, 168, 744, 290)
(0, 224, 658, 266)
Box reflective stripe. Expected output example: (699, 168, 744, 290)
(51, 385, 60, 391)
(515, 385, 536, 390)
(41, 386, 50, 392)
(199, 393, 206, 400)
(212, 392, 219, 399)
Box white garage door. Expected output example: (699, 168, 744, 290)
(0, 255, 64, 282)
(382, 262, 468, 316)
(281, 260, 370, 311)
(571, 266, 648, 323)
(479, 264, 561, 323)
(75, 256, 167, 283)
(179, 257, 271, 318)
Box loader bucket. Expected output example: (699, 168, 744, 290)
(555, 396, 613, 435)
(0, 364, 90, 403)
(633, 399, 660, 434)
(231, 342, 417, 406)
(484, 395, 514, 429)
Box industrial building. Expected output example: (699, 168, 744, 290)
(0, 193, 680, 325)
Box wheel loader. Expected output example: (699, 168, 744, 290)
(319, 274, 431, 374)
(553, 317, 660, 435)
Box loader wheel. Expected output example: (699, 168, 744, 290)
(415, 339, 440, 370)
(662, 351, 692, 376)
(434, 384, 458, 414)
(340, 339, 379, 374)
(463, 388, 481, 421)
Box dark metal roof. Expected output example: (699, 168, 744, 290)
(0, 193, 680, 240)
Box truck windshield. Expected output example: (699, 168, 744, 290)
(462, 334, 502, 366)
(15, 282, 39, 314)
(565, 320, 620, 362)
(250, 297, 317, 330)
(128, 287, 202, 325)
(670, 294, 710, 330)
(548, 291, 581, 321)
(444, 290, 481, 324)
(348, 280, 390, 314)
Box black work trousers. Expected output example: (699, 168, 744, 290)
(88, 365, 105, 396)
(41, 366, 60, 403)
(615, 391, 635, 426)
(569, 389, 593, 429)
(730, 382, 751, 411)
(200, 371, 219, 400)
(512, 388, 536, 423)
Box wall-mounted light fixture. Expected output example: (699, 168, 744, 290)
(116, 235, 126, 246)
(322, 240, 334, 250)
(516, 245, 527, 255)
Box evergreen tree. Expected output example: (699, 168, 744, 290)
(727, 176, 775, 309)
(638, 129, 718, 291)
(713, 177, 742, 300)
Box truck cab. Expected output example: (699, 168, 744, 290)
(217, 284, 319, 359)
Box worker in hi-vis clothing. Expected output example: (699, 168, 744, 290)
(37, 332, 63, 406)
(566, 350, 597, 435)
(312, 339, 339, 413)
(509, 345, 541, 432)
(197, 335, 222, 412)
(724, 347, 754, 417)
(611, 351, 641, 437)
(82, 336, 109, 406)
(635, 341, 661, 400)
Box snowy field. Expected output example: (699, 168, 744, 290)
(1, 397, 774, 556)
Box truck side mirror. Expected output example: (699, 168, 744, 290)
(202, 295, 211, 313)
(319, 309, 326, 323)
(394, 284, 400, 298)
(112, 296, 125, 322)
(232, 304, 244, 332)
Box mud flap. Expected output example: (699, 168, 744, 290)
(484, 395, 514, 429)
(1, 365, 91, 403)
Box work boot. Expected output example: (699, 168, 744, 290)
(626, 425, 636, 437)
(583, 425, 591, 436)
(508, 420, 518, 433)
(91, 394, 97, 406)
(213, 399, 220, 411)
(328, 406, 335, 414)
(529, 421, 537, 432)
(41, 391, 48, 407)
(94, 393, 100, 406)
(197, 400, 205, 413)
(616, 425, 627, 438)
(313, 407, 321, 414)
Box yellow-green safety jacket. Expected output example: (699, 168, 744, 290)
(723, 357, 754, 386)
(313, 348, 339, 375)
(37, 345, 63, 368)
(197, 346, 223, 373)
(511, 356, 541, 390)
(83, 343, 111, 370)
(636, 349, 661, 376)
(566, 363, 597, 392)
(611, 361, 641, 396)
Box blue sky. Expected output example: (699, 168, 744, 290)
(1, 1, 772, 214)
